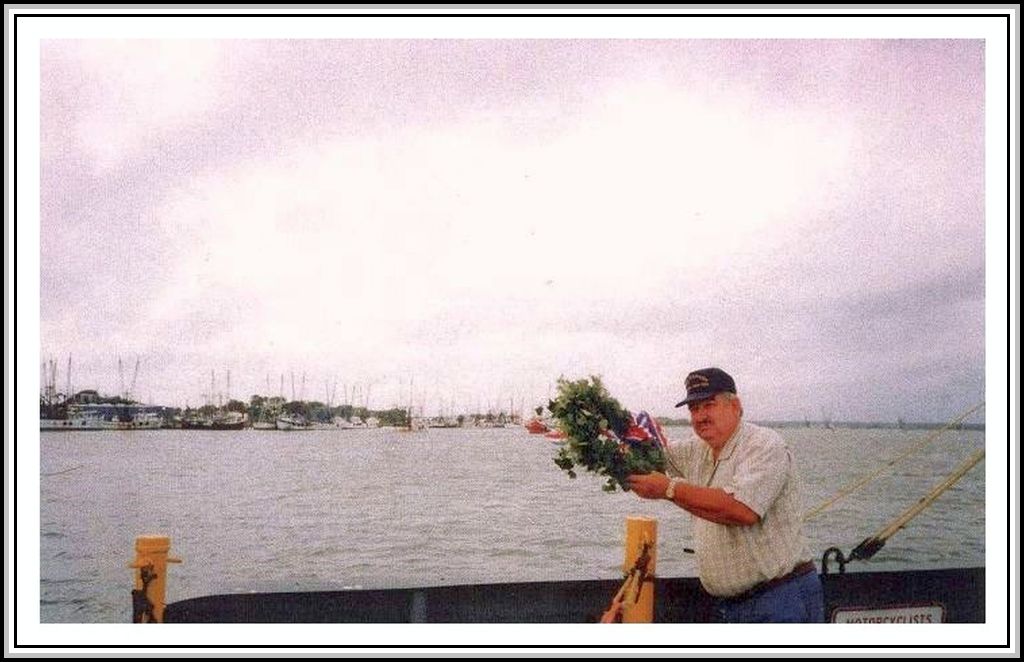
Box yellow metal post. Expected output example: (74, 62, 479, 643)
(621, 516, 657, 623)
(129, 534, 181, 623)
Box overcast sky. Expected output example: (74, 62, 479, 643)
(34, 36, 992, 423)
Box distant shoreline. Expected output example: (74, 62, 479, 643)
(658, 420, 985, 432)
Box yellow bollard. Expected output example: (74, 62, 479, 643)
(129, 535, 181, 623)
(621, 516, 657, 623)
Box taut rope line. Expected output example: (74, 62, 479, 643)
(804, 401, 984, 521)
(849, 447, 986, 561)
(821, 447, 985, 573)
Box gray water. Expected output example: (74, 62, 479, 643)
(38, 425, 986, 623)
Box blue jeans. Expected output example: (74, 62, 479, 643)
(713, 571, 824, 623)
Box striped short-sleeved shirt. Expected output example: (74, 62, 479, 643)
(664, 421, 811, 598)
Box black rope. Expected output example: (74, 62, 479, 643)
(618, 542, 653, 603)
(131, 564, 158, 623)
(630, 542, 653, 600)
(601, 541, 654, 622)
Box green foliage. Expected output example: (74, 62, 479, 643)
(374, 407, 410, 427)
(549, 376, 665, 492)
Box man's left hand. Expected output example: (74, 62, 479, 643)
(626, 472, 670, 499)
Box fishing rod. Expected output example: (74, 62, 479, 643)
(821, 447, 985, 574)
(804, 401, 984, 521)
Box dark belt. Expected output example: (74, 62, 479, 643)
(720, 560, 816, 604)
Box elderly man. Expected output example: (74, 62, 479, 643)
(627, 367, 824, 623)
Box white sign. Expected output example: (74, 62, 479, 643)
(832, 605, 945, 624)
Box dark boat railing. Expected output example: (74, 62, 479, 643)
(162, 567, 984, 624)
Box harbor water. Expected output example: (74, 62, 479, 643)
(38, 425, 986, 623)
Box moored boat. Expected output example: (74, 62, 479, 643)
(42, 403, 165, 430)
(275, 413, 313, 430)
(544, 429, 567, 440)
(180, 410, 247, 430)
(524, 417, 550, 434)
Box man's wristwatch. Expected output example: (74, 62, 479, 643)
(665, 478, 681, 500)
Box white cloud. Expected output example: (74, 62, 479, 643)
(59, 40, 231, 170)
(36, 40, 989, 421)
(144, 76, 855, 359)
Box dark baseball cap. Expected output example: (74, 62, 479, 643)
(674, 367, 737, 407)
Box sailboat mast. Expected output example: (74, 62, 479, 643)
(129, 357, 140, 402)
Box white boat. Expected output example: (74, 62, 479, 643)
(41, 404, 164, 431)
(275, 414, 313, 431)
